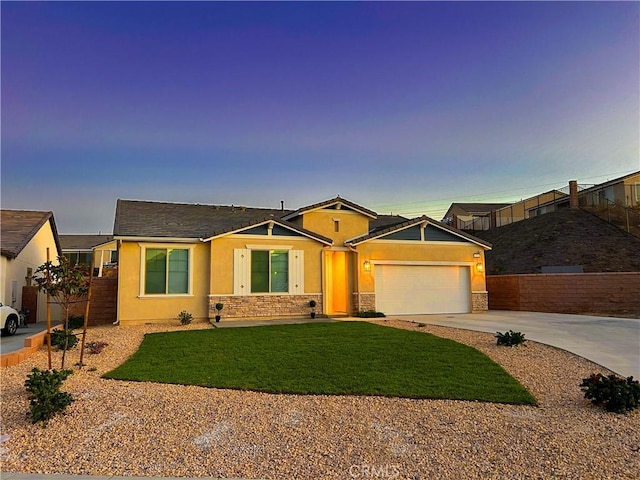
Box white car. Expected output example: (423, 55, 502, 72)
(1, 303, 20, 336)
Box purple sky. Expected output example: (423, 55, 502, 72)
(2, 2, 639, 233)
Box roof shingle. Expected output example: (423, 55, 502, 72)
(1, 210, 62, 259)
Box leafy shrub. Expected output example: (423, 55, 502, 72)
(356, 310, 386, 318)
(67, 315, 84, 330)
(177, 310, 193, 325)
(309, 300, 317, 308)
(50, 329, 79, 350)
(215, 303, 224, 312)
(580, 373, 640, 413)
(86, 341, 109, 354)
(24, 368, 74, 424)
(495, 330, 526, 347)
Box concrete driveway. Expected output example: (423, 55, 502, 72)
(390, 310, 640, 378)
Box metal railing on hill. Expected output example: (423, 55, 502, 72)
(578, 196, 640, 239)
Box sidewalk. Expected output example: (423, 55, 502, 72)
(0, 323, 62, 367)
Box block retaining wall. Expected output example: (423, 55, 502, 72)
(487, 272, 640, 315)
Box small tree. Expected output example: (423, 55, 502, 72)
(34, 256, 90, 368)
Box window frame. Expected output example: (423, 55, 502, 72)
(250, 249, 289, 293)
(234, 246, 304, 295)
(139, 243, 195, 297)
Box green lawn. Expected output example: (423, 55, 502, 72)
(104, 322, 536, 405)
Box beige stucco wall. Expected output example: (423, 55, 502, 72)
(621, 174, 640, 207)
(117, 241, 210, 326)
(355, 240, 487, 294)
(208, 235, 326, 294)
(301, 210, 370, 244)
(1, 222, 60, 323)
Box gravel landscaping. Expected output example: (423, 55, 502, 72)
(1, 319, 638, 479)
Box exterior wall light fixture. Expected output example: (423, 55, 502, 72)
(473, 252, 481, 258)
(476, 262, 484, 273)
(363, 260, 371, 272)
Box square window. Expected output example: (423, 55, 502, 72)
(251, 250, 288, 293)
(144, 247, 189, 295)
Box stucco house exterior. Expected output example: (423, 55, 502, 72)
(113, 197, 491, 326)
(0, 210, 62, 323)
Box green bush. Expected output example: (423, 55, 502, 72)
(50, 329, 79, 350)
(580, 373, 640, 413)
(177, 310, 193, 325)
(67, 315, 84, 330)
(495, 330, 526, 347)
(356, 310, 386, 318)
(24, 368, 74, 424)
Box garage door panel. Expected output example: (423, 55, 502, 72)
(375, 265, 471, 315)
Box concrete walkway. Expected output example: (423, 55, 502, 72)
(390, 310, 640, 378)
(0, 323, 51, 354)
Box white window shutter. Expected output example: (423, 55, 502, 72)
(234, 249, 250, 295)
(289, 249, 304, 294)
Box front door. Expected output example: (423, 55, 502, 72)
(324, 250, 350, 315)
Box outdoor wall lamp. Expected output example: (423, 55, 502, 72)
(476, 262, 484, 273)
(363, 260, 371, 272)
(473, 251, 481, 258)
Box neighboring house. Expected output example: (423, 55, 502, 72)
(443, 203, 512, 230)
(577, 171, 640, 209)
(59, 234, 118, 276)
(0, 210, 62, 323)
(446, 171, 640, 233)
(113, 197, 491, 326)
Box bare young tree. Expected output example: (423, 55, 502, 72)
(34, 256, 90, 368)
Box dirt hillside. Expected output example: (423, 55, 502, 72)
(473, 208, 640, 274)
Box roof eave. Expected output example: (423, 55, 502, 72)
(202, 219, 333, 246)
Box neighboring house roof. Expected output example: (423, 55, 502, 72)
(578, 170, 640, 193)
(281, 196, 377, 221)
(346, 215, 492, 249)
(113, 199, 293, 239)
(0, 209, 62, 259)
(59, 234, 114, 250)
(446, 203, 512, 216)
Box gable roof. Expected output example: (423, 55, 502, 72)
(114, 199, 293, 239)
(202, 217, 333, 245)
(346, 215, 492, 249)
(59, 234, 114, 250)
(1, 210, 62, 259)
(281, 196, 377, 221)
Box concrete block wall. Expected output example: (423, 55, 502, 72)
(208, 294, 323, 319)
(488, 272, 640, 315)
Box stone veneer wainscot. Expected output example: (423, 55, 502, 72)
(208, 294, 323, 319)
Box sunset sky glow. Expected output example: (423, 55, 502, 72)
(2, 1, 639, 232)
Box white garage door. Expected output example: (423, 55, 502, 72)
(375, 265, 471, 315)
